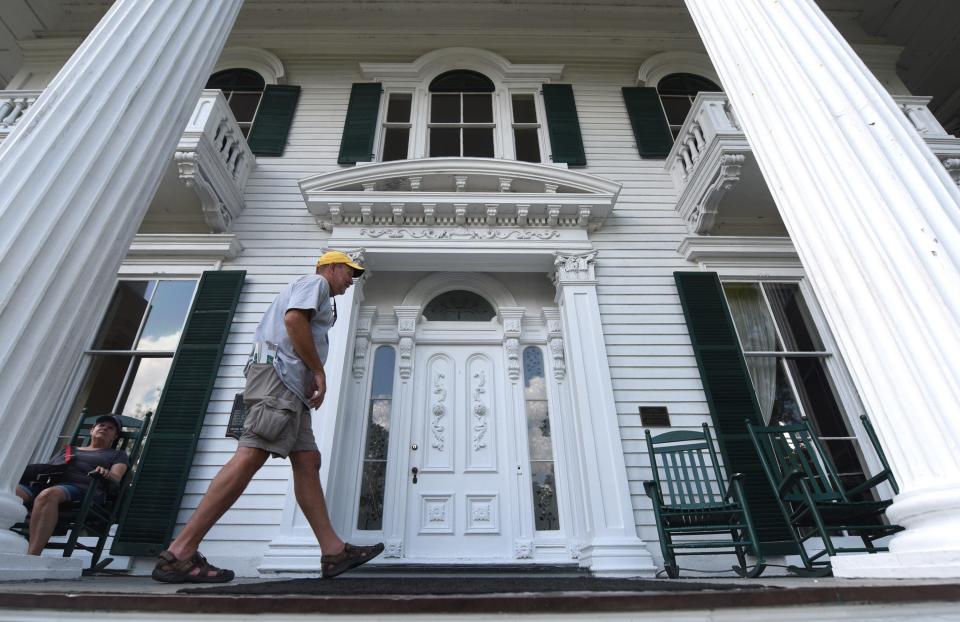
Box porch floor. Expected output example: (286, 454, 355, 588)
(0, 571, 958, 620)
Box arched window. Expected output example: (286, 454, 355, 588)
(206, 68, 266, 137)
(428, 70, 496, 158)
(657, 73, 721, 138)
(423, 290, 496, 321)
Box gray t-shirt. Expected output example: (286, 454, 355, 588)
(50, 446, 129, 490)
(251, 274, 335, 407)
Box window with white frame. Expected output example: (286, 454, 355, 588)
(721, 280, 868, 489)
(657, 72, 721, 139)
(58, 279, 198, 447)
(376, 69, 546, 163)
(206, 68, 266, 137)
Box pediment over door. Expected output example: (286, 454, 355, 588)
(299, 158, 621, 233)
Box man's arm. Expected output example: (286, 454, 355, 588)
(284, 308, 326, 408)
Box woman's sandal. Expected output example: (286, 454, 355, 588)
(151, 550, 236, 584)
(321, 542, 385, 579)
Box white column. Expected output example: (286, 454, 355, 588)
(0, 0, 243, 578)
(552, 251, 656, 577)
(684, 0, 960, 578)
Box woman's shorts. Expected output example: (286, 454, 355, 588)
(239, 363, 318, 459)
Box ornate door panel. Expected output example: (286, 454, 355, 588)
(404, 345, 513, 559)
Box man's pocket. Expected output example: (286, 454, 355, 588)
(244, 396, 298, 443)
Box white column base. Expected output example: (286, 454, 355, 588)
(0, 553, 83, 581)
(579, 537, 657, 578)
(832, 550, 960, 579)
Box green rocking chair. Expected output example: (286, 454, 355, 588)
(644, 424, 766, 578)
(13, 410, 152, 572)
(747, 415, 903, 577)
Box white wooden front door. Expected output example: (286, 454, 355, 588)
(403, 344, 515, 560)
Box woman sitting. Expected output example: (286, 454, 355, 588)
(16, 414, 129, 555)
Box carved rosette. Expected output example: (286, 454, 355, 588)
(513, 540, 534, 560)
(383, 539, 403, 559)
(431, 372, 447, 450)
(471, 370, 489, 451)
(552, 250, 598, 285)
(567, 541, 582, 560)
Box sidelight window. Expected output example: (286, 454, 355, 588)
(357, 346, 397, 530)
(523, 347, 560, 531)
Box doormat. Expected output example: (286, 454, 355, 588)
(182, 576, 774, 596)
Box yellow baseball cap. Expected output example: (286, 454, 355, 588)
(316, 250, 365, 276)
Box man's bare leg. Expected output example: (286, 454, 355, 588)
(289, 450, 344, 555)
(166, 446, 268, 571)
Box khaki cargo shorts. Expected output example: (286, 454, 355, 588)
(239, 363, 318, 459)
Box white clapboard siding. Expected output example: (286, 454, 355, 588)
(174, 56, 713, 559)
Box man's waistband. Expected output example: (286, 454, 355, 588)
(248, 340, 279, 365)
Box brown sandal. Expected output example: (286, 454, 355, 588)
(321, 542, 385, 579)
(151, 550, 235, 583)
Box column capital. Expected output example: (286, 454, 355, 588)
(551, 250, 598, 286)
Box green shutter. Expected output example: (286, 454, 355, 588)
(111, 270, 246, 557)
(542, 84, 586, 167)
(673, 271, 795, 554)
(337, 83, 383, 164)
(247, 85, 301, 157)
(622, 87, 674, 159)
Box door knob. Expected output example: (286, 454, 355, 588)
(411, 443, 418, 451)
(411, 467, 419, 484)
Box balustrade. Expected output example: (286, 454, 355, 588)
(0, 91, 41, 136)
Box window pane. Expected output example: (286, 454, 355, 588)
(785, 357, 847, 437)
(526, 401, 552, 460)
(430, 127, 460, 156)
(356, 461, 387, 531)
(382, 127, 410, 161)
(512, 94, 538, 123)
(119, 357, 173, 418)
(463, 128, 494, 157)
(764, 283, 824, 351)
(514, 128, 540, 162)
(659, 94, 691, 126)
(76, 355, 132, 417)
(531, 462, 560, 531)
(523, 347, 547, 397)
(723, 282, 781, 352)
(357, 346, 396, 530)
(93, 281, 154, 350)
(370, 346, 397, 399)
(137, 280, 196, 351)
(462, 93, 492, 123)
(227, 92, 262, 123)
(749, 357, 803, 426)
(386, 93, 412, 123)
(423, 290, 496, 321)
(431, 93, 460, 123)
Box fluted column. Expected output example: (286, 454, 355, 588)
(552, 251, 656, 577)
(684, 0, 960, 578)
(0, 0, 243, 575)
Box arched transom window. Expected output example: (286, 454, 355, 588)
(423, 290, 496, 321)
(428, 70, 496, 158)
(657, 73, 721, 138)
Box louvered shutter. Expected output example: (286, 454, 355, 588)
(542, 84, 586, 167)
(674, 271, 795, 554)
(337, 83, 383, 164)
(622, 87, 674, 159)
(247, 85, 301, 157)
(111, 270, 245, 556)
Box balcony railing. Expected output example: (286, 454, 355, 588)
(666, 92, 960, 234)
(0, 90, 40, 140)
(174, 89, 255, 232)
(0, 88, 254, 233)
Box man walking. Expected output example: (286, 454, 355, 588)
(153, 251, 383, 583)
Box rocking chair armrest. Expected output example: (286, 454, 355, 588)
(642, 480, 664, 504)
(88, 472, 122, 495)
(846, 470, 895, 497)
(777, 469, 806, 498)
(725, 473, 748, 503)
